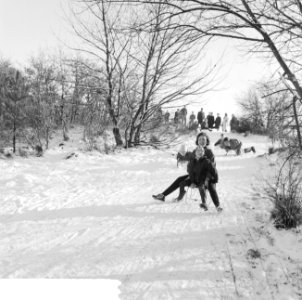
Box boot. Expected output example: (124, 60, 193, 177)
(199, 203, 208, 211)
(176, 191, 186, 201)
(216, 206, 223, 212)
(152, 194, 165, 201)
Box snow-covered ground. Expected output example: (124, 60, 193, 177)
(1, 128, 302, 299)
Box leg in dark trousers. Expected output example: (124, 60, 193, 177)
(198, 184, 208, 211)
(179, 178, 191, 193)
(208, 182, 220, 207)
(162, 174, 189, 197)
(177, 178, 192, 201)
(198, 185, 207, 204)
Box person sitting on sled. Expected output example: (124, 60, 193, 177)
(177, 145, 220, 211)
(152, 132, 222, 212)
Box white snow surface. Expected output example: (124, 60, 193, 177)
(1, 129, 302, 300)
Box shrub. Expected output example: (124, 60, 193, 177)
(265, 155, 302, 229)
(18, 147, 29, 157)
(149, 134, 160, 144)
(247, 248, 261, 259)
(82, 130, 116, 154)
(237, 117, 252, 133)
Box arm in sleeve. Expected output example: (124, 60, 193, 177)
(207, 159, 218, 183)
(205, 148, 215, 164)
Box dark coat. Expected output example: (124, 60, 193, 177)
(186, 147, 215, 164)
(230, 117, 239, 131)
(215, 116, 221, 128)
(197, 111, 205, 123)
(207, 115, 215, 128)
(187, 156, 218, 185)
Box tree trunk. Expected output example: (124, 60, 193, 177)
(62, 118, 69, 141)
(106, 96, 123, 147)
(292, 96, 302, 150)
(60, 101, 70, 142)
(134, 124, 142, 146)
(13, 119, 16, 153)
(45, 126, 50, 150)
(113, 127, 123, 146)
(127, 122, 136, 148)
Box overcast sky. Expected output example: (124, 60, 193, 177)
(0, 0, 272, 117)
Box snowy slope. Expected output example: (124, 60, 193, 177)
(0, 129, 302, 300)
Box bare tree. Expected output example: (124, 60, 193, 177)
(25, 55, 58, 149)
(0, 58, 13, 127)
(67, 0, 132, 146)
(121, 3, 218, 146)
(238, 81, 293, 141)
(53, 52, 74, 142)
(68, 0, 218, 147)
(2, 69, 29, 153)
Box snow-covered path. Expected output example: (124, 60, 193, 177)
(0, 131, 301, 299)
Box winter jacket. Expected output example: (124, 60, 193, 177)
(186, 148, 218, 183)
(215, 116, 221, 128)
(187, 156, 218, 185)
(180, 107, 187, 117)
(207, 115, 215, 128)
(197, 111, 205, 123)
(186, 147, 215, 164)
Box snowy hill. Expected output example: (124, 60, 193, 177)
(0, 128, 302, 300)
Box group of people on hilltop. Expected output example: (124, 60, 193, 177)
(163, 106, 240, 132)
(172, 106, 188, 126)
(196, 108, 230, 132)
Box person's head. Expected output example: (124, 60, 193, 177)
(195, 132, 210, 146)
(201, 108, 203, 111)
(195, 146, 205, 160)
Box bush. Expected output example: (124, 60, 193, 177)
(265, 155, 302, 229)
(82, 130, 116, 154)
(237, 117, 252, 133)
(149, 134, 160, 144)
(237, 117, 266, 134)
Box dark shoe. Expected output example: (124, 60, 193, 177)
(199, 203, 208, 211)
(152, 194, 165, 201)
(177, 191, 186, 201)
(216, 206, 223, 212)
(251, 146, 256, 153)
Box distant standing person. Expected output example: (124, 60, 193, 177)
(214, 113, 221, 130)
(222, 113, 229, 132)
(230, 114, 239, 132)
(180, 106, 188, 126)
(174, 109, 179, 125)
(189, 111, 196, 129)
(197, 108, 205, 130)
(207, 112, 215, 129)
(164, 111, 170, 124)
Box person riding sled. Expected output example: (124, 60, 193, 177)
(152, 132, 222, 212)
(177, 145, 219, 211)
